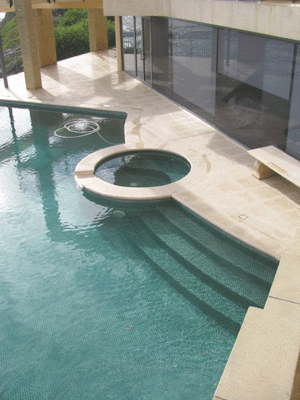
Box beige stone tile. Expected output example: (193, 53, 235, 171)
(234, 152, 257, 165)
(219, 146, 247, 158)
(264, 175, 300, 193)
(214, 307, 300, 400)
(262, 225, 294, 249)
(215, 180, 243, 194)
(289, 229, 300, 256)
(225, 190, 259, 208)
(280, 209, 300, 229)
(265, 297, 300, 323)
(269, 253, 300, 304)
(236, 176, 265, 189)
(264, 195, 299, 213)
(250, 183, 283, 198)
(243, 201, 281, 223)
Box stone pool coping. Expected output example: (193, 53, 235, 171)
(213, 228, 300, 400)
(75, 144, 198, 200)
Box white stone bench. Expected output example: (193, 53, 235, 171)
(248, 145, 300, 188)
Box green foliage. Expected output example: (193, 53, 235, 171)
(52, 9, 67, 19)
(55, 18, 89, 61)
(3, 52, 23, 76)
(107, 19, 115, 48)
(0, 8, 116, 74)
(0, 14, 19, 52)
(0, 13, 22, 77)
(52, 9, 68, 28)
(55, 9, 115, 60)
(0, 12, 15, 29)
(57, 9, 88, 28)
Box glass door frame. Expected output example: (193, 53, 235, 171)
(121, 16, 153, 86)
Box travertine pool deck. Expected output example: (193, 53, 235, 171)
(1, 50, 300, 399)
(1, 50, 299, 260)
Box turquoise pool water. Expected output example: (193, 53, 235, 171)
(0, 102, 278, 400)
(95, 150, 191, 187)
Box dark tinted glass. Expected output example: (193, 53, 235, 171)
(122, 17, 297, 155)
(152, 17, 172, 96)
(143, 18, 152, 84)
(286, 45, 300, 160)
(151, 19, 294, 151)
(152, 18, 217, 116)
(170, 19, 217, 115)
(216, 30, 293, 149)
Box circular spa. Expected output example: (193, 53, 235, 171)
(75, 146, 194, 201)
(95, 150, 191, 188)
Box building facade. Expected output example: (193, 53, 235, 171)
(104, 0, 300, 161)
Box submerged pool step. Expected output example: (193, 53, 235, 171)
(124, 221, 245, 332)
(139, 212, 271, 308)
(156, 206, 277, 284)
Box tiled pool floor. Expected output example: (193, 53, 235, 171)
(1, 49, 300, 259)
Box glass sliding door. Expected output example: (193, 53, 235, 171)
(170, 19, 217, 116)
(122, 16, 136, 76)
(135, 17, 144, 80)
(152, 17, 217, 114)
(122, 16, 152, 84)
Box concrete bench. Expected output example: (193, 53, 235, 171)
(248, 145, 300, 188)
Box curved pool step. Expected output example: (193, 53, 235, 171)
(125, 221, 245, 333)
(139, 212, 271, 308)
(157, 206, 277, 284)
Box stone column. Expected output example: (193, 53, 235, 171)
(14, 0, 42, 89)
(88, 8, 108, 52)
(33, 9, 57, 68)
(114, 16, 122, 72)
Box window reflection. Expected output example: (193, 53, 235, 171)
(122, 17, 298, 156)
(135, 17, 143, 80)
(122, 16, 136, 75)
(170, 20, 217, 115)
(216, 30, 293, 149)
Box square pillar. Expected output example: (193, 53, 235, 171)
(33, 9, 57, 68)
(14, 0, 42, 89)
(88, 8, 108, 52)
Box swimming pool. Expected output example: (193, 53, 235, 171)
(0, 101, 278, 399)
